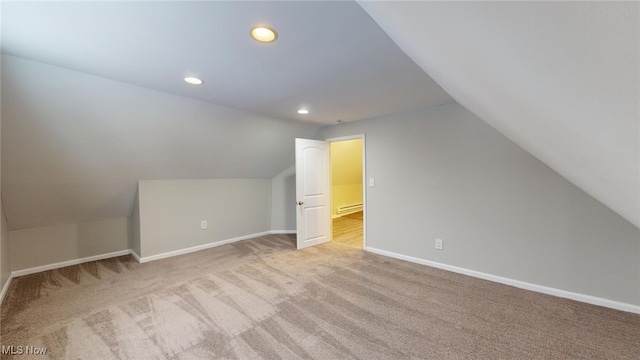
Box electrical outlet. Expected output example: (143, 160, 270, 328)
(435, 238, 443, 250)
(201, 220, 208, 230)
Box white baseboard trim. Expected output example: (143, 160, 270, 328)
(0, 272, 15, 306)
(137, 231, 273, 263)
(11, 249, 133, 278)
(130, 249, 142, 263)
(365, 246, 640, 315)
(2, 231, 296, 305)
(269, 230, 297, 234)
(0, 231, 289, 305)
(5, 232, 292, 279)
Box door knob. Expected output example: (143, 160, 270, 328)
(298, 201, 304, 205)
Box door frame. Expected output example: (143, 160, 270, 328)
(326, 134, 367, 249)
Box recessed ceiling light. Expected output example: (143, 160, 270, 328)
(251, 26, 278, 43)
(184, 77, 203, 85)
(297, 109, 309, 115)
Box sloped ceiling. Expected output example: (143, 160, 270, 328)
(1, 55, 319, 230)
(0, 1, 454, 230)
(1, 1, 452, 124)
(358, 1, 640, 228)
(2, 1, 638, 232)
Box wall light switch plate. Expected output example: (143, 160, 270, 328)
(369, 178, 375, 187)
(201, 220, 208, 230)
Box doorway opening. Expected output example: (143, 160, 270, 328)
(328, 136, 365, 249)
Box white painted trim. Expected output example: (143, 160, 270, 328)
(270, 230, 297, 234)
(11, 249, 133, 278)
(365, 246, 640, 315)
(326, 134, 366, 142)
(326, 134, 367, 250)
(130, 249, 142, 263)
(137, 231, 272, 263)
(0, 272, 15, 306)
(0, 231, 289, 305)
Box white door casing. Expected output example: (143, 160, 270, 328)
(326, 134, 366, 249)
(295, 138, 331, 249)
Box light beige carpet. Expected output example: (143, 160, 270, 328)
(1, 234, 639, 359)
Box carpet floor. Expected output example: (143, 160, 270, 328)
(1, 234, 639, 359)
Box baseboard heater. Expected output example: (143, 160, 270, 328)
(336, 203, 363, 215)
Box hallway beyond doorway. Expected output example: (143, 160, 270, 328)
(332, 211, 363, 248)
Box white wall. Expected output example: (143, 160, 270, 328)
(316, 103, 640, 307)
(138, 179, 271, 258)
(271, 166, 296, 232)
(9, 217, 129, 271)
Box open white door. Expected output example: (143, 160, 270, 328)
(295, 138, 331, 249)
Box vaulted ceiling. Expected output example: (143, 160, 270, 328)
(1, 1, 453, 124)
(1, 1, 638, 230)
(359, 1, 639, 228)
(0, 1, 452, 230)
